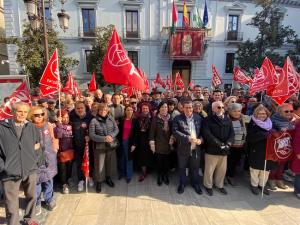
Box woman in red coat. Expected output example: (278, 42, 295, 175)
(291, 121, 300, 199)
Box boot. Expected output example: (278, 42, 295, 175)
(105, 177, 115, 188)
(268, 180, 277, 190)
(96, 182, 102, 193)
(157, 175, 163, 186)
(276, 180, 288, 189)
(163, 174, 169, 185)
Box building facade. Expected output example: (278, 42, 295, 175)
(4, 0, 300, 88)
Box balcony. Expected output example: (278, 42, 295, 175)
(226, 31, 243, 42)
(78, 27, 96, 38)
(124, 30, 141, 41)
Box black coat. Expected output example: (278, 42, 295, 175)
(172, 113, 203, 156)
(245, 120, 276, 170)
(202, 114, 234, 155)
(117, 118, 137, 161)
(149, 115, 171, 155)
(0, 119, 41, 181)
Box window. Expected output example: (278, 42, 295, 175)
(85, 50, 93, 72)
(126, 10, 139, 38)
(228, 15, 239, 31)
(45, 7, 51, 21)
(127, 51, 138, 67)
(178, 11, 191, 27)
(82, 9, 95, 36)
(225, 53, 235, 73)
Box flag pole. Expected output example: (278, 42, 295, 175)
(57, 49, 62, 118)
(86, 176, 88, 194)
(261, 159, 267, 198)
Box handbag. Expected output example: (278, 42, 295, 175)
(59, 149, 75, 163)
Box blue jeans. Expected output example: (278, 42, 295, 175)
(36, 179, 54, 206)
(119, 140, 133, 179)
(295, 174, 300, 194)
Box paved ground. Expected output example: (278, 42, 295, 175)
(0, 171, 299, 225)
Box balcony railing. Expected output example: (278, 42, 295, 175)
(125, 30, 140, 39)
(226, 31, 243, 41)
(78, 27, 96, 38)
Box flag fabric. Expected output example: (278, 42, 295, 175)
(192, 6, 203, 28)
(102, 27, 145, 90)
(154, 73, 166, 89)
(249, 67, 271, 96)
(203, 0, 208, 27)
(136, 67, 150, 92)
(61, 73, 75, 95)
(284, 56, 300, 97)
(212, 65, 222, 87)
(266, 130, 293, 161)
(269, 66, 290, 105)
(88, 72, 97, 92)
(233, 66, 252, 85)
(81, 143, 89, 178)
(166, 75, 174, 90)
(73, 80, 81, 96)
(175, 72, 185, 90)
(151, 80, 157, 89)
(0, 81, 31, 120)
(40, 84, 58, 96)
(120, 85, 134, 97)
(188, 81, 195, 90)
(39, 49, 60, 94)
(183, 0, 189, 28)
(261, 57, 276, 95)
(171, 0, 178, 35)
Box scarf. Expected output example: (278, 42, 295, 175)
(138, 113, 151, 131)
(158, 113, 170, 132)
(251, 115, 272, 131)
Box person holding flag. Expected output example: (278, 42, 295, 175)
(291, 117, 300, 199)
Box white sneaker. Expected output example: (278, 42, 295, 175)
(89, 178, 94, 187)
(78, 180, 84, 192)
(63, 184, 69, 194)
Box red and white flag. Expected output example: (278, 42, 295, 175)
(233, 67, 252, 85)
(88, 72, 97, 92)
(120, 85, 134, 97)
(166, 75, 174, 90)
(249, 67, 269, 96)
(261, 57, 276, 95)
(154, 73, 166, 89)
(269, 66, 290, 105)
(39, 49, 60, 96)
(0, 81, 31, 120)
(81, 143, 90, 178)
(212, 65, 222, 87)
(61, 73, 75, 95)
(102, 27, 145, 90)
(188, 81, 195, 90)
(137, 68, 150, 92)
(284, 56, 300, 97)
(175, 72, 185, 90)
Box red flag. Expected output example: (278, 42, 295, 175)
(40, 84, 58, 96)
(88, 72, 97, 92)
(233, 67, 252, 85)
(175, 72, 185, 90)
(189, 81, 195, 90)
(172, 1, 178, 23)
(154, 73, 166, 89)
(284, 56, 300, 97)
(166, 75, 174, 90)
(120, 85, 134, 97)
(81, 143, 89, 178)
(137, 68, 150, 92)
(39, 49, 60, 90)
(269, 66, 290, 105)
(61, 73, 75, 95)
(0, 81, 31, 120)
(266, 130, 293, 161)
(102, 28, 145, 90)
(249, 67, 268, 96)
(261, 57, 276, 95)
(212, 65, 222, 87)
(73, 80, 81, 96)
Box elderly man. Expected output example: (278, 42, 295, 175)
(109, 93, 124, 125)
(94, 89, 104, 103)
(0, 102, 41, 225)
(204, 89, 223, 115)
(173, 100, 204, 195)
(269, 103, 295, 190)
(202, 101, 234, 196)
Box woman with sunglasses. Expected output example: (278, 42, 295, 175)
(28, 106, 58, 215)
(269, 103, 296, 190)
(224, 96, 238, 112)
(246, 105, 273, 195)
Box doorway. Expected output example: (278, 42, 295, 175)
(172, 60, 191, 88)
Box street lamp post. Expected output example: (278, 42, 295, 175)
(23, 0, 70, 64)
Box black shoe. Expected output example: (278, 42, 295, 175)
(157, 175, 163, 186)
(163, 174, 169, 185)
(251, 186, 259, 195)
(205, 187, 213, 196)
(177, 184, 185, 194)
(258, 186, 270, 195)
(218, 187, 228, 195)
(118, 174, 123, 180)
(96, 182, 102, 193)
(194, 185, 203, 195)
(105, 177, 115, 187)
(227, 177, 238, 187)
(126, 178, 131, 184)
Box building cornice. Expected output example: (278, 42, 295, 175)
(214, 0, 300, 8)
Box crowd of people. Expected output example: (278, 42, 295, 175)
(0, 85, 300, 225)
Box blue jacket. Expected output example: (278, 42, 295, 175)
(172, 113, 203, 156)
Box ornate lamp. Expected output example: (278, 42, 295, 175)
(57, 9, 70, 32)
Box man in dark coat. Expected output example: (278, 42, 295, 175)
(172, 100, 204, 195)
(0, 102, 41, 225)
(202, 101, 234, 196)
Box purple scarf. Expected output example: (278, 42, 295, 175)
(251, 115, 272, 131)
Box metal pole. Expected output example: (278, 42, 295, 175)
(41, 0, 49, 63)
(261, 159, 267, 198)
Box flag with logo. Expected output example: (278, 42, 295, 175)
(269, 66, 290, 105)
(284, 56, 300, 97)
(81, 142, 90, 178)
(154, 73, 166, 89)
(171, 0, 178, 35)
(175, 72, 185, 90)
(233, 66, 252, 85)
(61, 73, 75, 95)
(192, 6, 203, 28)
(266, 130, 293, 161)
(212, 65, 222, 87)
(183, 0, 189, 28)
(166, 75, 174, 90)
(0, 81, 31, 120)
(88, 72, 97, 92)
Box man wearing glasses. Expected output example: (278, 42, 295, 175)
(0, 102, 41, 225)
(202, 101, 234, 196)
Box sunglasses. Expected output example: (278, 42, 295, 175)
(284, 110, 293, 113)
(217, 106, 224, 109)
(34, 113, 45, 117)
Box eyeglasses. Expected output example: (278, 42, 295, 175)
(34, 113, 45, 117)
(217, 106, 224, 109)
(284, 110, 293, 113)
(130, 102, 137, 104)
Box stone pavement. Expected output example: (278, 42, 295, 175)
(0, 172, 300, 225)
